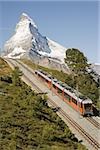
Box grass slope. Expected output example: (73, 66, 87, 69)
(0, 58, 11, 76)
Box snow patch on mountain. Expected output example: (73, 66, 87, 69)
(47, 38, 66, 63)
(92, 63, 100, 75)
(4, 47, 26, 59)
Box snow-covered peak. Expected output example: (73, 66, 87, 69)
(20, 12, 37, 29)
(21, 12, 29, 17)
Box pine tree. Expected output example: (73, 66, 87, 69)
(12, 67, 23, 86)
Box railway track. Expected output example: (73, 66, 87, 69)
(7, 59, 100, 150)
(86, 117, 100, 129)
(48, 100, 100, 150)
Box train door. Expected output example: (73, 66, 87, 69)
(64, 92, 71, 105)
(52, 84, 57, 94)
(77, 102, 83, 115)
(71, 98, 77, 111)
(48, 81, 52, 88)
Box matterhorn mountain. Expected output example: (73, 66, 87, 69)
(4, 13, 69, 72)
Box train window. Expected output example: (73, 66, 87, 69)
(43, 72, 46, 75)
(84, 104, 92, 112)
(57, 81, 62, 85)
(53, 80, 58, 83)
(81, 103, 83, 108)
(84, 104, 91, 109)
(45, 79, 48, 82)
(65, 86, 71, 91)
(53, 84, 56, 88)
(58, 88, 62, 94)
(64, 93, 70, 101)
(72, 98, 77, 105)
(62, 84, 66, 88)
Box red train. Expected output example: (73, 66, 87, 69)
(35, 70, 93, 116)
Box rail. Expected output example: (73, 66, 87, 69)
(86, 117, 100, 129)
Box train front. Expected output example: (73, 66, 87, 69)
(82, 99, 93, 116)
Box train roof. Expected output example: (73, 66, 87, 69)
(36, 70, 93, 104)
(54, 81, 92, 104)
(82, 98, 93, 104)
(36, 70, 51, 82)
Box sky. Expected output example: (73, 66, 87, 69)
(0, 0, 99, 63)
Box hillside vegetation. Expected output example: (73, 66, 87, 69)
(65, 48, 99, 108)
(21, 50, 99, 109)
(0, 58, 86, 149)
(0, 58, 11, 76)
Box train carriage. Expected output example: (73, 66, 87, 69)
(35, 70, 93, 116)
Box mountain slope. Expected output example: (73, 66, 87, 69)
(4, 13, 66, 65)
(92, 63, 100, 75)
